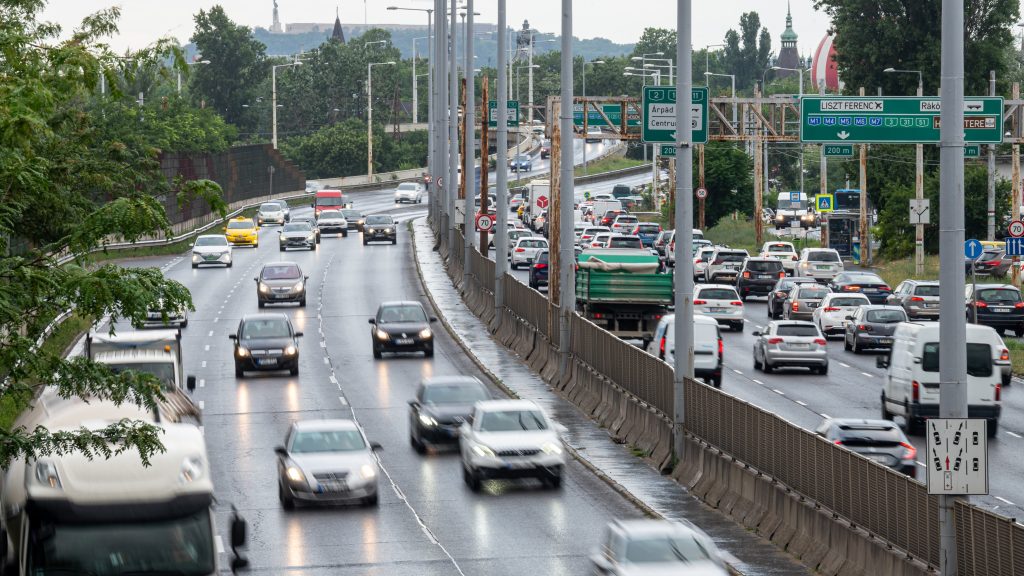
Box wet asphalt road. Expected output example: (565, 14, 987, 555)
(119, 186, 645, 575)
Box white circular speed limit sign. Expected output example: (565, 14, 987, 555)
(696, 187, 708, 199)
(1010, 220, 1024, 238)
(475, 213, 494, 232)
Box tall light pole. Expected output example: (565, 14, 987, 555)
(558, 0, 574, 379)
(704, 44, 724, 85)
(447, 0, 459, 254)
(433, 0, 446, 235)
(367, 61, 397, 177)
(581, 59, 605, 176)
(631, 52, 665, 86)
(885, 67, 924, 276)
(411, 36, 429, 124)
(644, 59, 675, 84)
(495, 0, 509, 317)
(177, 59, 210, 95)
(771, 65, 809, 194)
(271, 59, 302, 149)
(463, 0, 476, 278)
(705, 71, 736, 130)
(675, 0, 695, 462)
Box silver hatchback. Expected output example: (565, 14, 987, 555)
(784, 283, 831, 321)
(753, 321, 829, 375)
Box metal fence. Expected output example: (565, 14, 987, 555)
(955, 500, 1024, 576)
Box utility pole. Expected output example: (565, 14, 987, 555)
(479, 76, 490, 254)
(434, 0, 446, 237)
(495, 0, 509, 319)
(528, 29, 535, 125)
(673, 0, 695, 463)
(859, 87, 869, 266)
(1013, 82, 1022, 286)
(557, 0, 574, 380)
(447, 0, 458, 256)
(462, 0, 475, 283)
(937, 0, 968, 574)
(698, 144, 705, 229)
(987, 70, 996, 242)
(915, 79, 925, 275)
(818, 80, 829, 248)
(754, 85, 764, 247)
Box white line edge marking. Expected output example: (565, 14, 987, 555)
(204, 345, 210, 352)
(751, 379, 764, 385)
(796, 400, 808, 406)
(732, 369, 742, 374)
(199, 400, 205, 410)
(916, 461, 926, 468)
(215, 535, 223, 555)
(199, 379, 205, 388)
(208, 331, 214, 337)
(329, 375, 338, 385)
(338, 396, 348, 406)
(860, 371, 874, 378)
(772, 388, 785, 396)
(1005, 431, 1022, 439)
(201, 360, 207, 368)
(838, 362, 850, 368)
(995, 496, 1017, 506)
(820, 413, 830, 419)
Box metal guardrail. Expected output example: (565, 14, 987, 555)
(955, 500, 1024, 575)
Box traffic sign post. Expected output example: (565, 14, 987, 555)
(475, 212, 494, 232)
(488, 100, 520, 127)
(964, 239, 984, 259)
(800, 96, 1004, 144)
(926, 419, 988, 496)
(695, 187, 707, 199)
(909, 199, 930, 225)
(815, 193, 834, 213)
(1008, 220, 1024, 238)
(824, 144, 854, 157)
(642, 86, 708, 144)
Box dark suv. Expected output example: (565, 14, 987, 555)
(529, 250, 549, 290)
(966, 283, 1024, 336)
(737, 257, 785, 300)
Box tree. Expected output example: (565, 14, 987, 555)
(813, 0, 1018, 96)
(0, 2, 225, 467)
(190, 5, 268, 128)
(721, 12, 772, 93)
(699, 142, 755, 225)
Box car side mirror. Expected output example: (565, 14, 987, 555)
(186, 375, 197, 392)
(591, 554, 612, 573)
(912, 357, 922, 364)
(273, 446, 288, 457)
(429, 317, 438, 323)
(876, 356, 890, 369)
(752, 331, 761, 337)
(368, 318, 376, 324)
(253, 277, 258, 282)
(228, 334, 237, 340)
(304, 275, 309, 280)
(294, 332, 303, 338)
(845, 315, 855, 321)
(408, 399, 420, 407)
(370, 441, 383, 452)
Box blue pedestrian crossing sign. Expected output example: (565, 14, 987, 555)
(964, 239, 984, 259)
(815, 193, 834, 213)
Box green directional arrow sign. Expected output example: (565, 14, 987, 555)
(488, 100, 520, 127)
(964, 145, 981, 158)
(642, 86, 708, 144)
(824, 144, 854, 157)
(573, 103, 640, 127)
(801, 96, 1003, 144)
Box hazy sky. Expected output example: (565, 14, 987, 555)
(39, 0, 839, 56)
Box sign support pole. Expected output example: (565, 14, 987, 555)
(463, 2, 475, 286)
(698, 144, 705, 230)
(916, 79, 925, 276)
(987, 71, 996, 242)
(860, 88, 870, 266)
(494, 0, 508, 319)
(1013, 82, 1021, 286)
(754, 85, 764, 247)
(446, 0, 458, 257)
(557, 0, 575, 381)
(818, 81, 829, 248)
(938, 1, 968, 574)
(479, 76, 490, 255)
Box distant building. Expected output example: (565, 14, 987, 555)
(270, 0, 283, 34)
(776, 2, 801, 77)
(331, 8, 345, 44)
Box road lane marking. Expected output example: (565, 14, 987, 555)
(1006, 431, 1023, 439)
(207, 330, 214, 337)
(201, 361, 207, 368)
(323, 357, 329, 364)
(199, 401, 205, 410)
(996, 496, 1017, 506)
(752, 379, 764, 385)
(861, 372, 873, 378)
(732, 369, 743, 375)
(204, 345, 210, 352)
(796, 400, 808, 406)
(820, 413, 830, 419)
(199, 379, 205, 388)
(338, 396, 348, 406)
(213, 317, 219, 323)
(329, 375, 338, 385)
(838, 362, 850, 368)
(916, 461, 926, 468)
(772, 389, 785, 396)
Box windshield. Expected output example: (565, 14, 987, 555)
(698, 288, 738, 300)
(519, 239, 547, 249)
(342, 210, 362, 219)
(379, 305, 428, 323)
(227, 220, 254, 229)
(365, 215, 394, 225)
(842, 274, 883, 284)
(28, 510, 215, 576)
(261, 265, 301, 280)
(745, 260, 782, 272)
(609, 238, 641, 248)
(623, 535, 713, 564)
(807, 251, 840, 262)
(514, 155, 529, 162)
(478, 409, 548, 431)
(315, 195, 344, 207)
(259, 203, 281, 212)
(913, 285, 940, 297)
(776, 324, 821, 337)
(766, 244, 794, 253)
(397, 183, 418, 190)
(106, 362, 176, 392)
(290, 429, 366, 453)
(423, 383, 490, 404)
(615, 217, 638, 224)
(715, 252, 746, 263)
(866, 309, 906, 323)
(923, 342, 992, 377)
(798, 287, 830, 299)
(829, 297, 869, 307)
(319, 211, 343, 219)
(977, 288, 1021, 303)
(638, 224, 660, 233)
(283, 223, 311, 232)
(194, 236, 227, 247)
(240, 319, 291, 339)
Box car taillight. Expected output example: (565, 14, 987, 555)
(1015, 302, 1024, 309)
(743, 271, 751, 278)
(858, 324, 871, 331)
(767, 337, 784, 344)
(792, 255, 798, 260)
(814, 338, 827, 346)
(1001, 348, 1010, 361)
(976, 301, 988, 308)
(880, 285, 891, 291)
(833, 439, 843, 445)
(659, 336, 666, 357)
(534, 263, 548, 269)
(824, 307, 840, 312)
(515, 247, 525, 252)
(842, 285, 860, 291)
(995, 383, 1002, 401)
(694, 258, 701, 264)
(718, 338, 723, 356)
(730, 301, 743, 306)
(594, 313, 603, 319)
(912, 380, 919, 402)
(792, 301, 799, 311)
(900, 442, 917, 460)
(693, 299, 707, 305)
(910, 296, 925, 302)
(778, 271, 785, 278)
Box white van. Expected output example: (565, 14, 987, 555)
(648, 314, 722, 387)
(878, 322, 1001, 437)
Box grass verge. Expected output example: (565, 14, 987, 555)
(870, 255, 942, 288)
(1006, 339, 1024, 380)
(575, 155, 644, 178)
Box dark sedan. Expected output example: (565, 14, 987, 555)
(408, 376, 492, 452)
(828, 272, 891, 304)
(341, 208, 365, 232)
(843, 305, 906, 353)
(363, 214, 397, 245)
(815, 418, 916, 478)
(230, 314, 303, 377)
(529, 249, 549, 290)
(966, 283, 1024, 336)
(370, 301, 437, 358)
(540, 140, 551, 159)
(767, 277, 819, 319)
(256, 262, 307, 307)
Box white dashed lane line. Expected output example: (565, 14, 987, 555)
(860, 371, 874, 378)
(1006, 431, 1023, 439)
(795, 400, 808, 406)
(338, 396, 349, 406)
(751, 379, 764, 385)
(199, 379, 205, 388)
(772, 389, 785, 396)
(820, 413, 830, 419)
(201, 361, 207, 368)
(996, 496, 1017, 506)
(838, 362, 851, 368)
(731, 369, 743, 375)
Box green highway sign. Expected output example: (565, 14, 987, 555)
(800, 96, 1004, 144)
(642, 86, 709, 144)
(659, 145, 675, 157)
(573, 103, 640, 127)
(487, 100, 520, 127)
(824, 144, 854, 157)
(964, 145, 981, 158)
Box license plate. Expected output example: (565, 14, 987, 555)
(318, 482, 346, 493)
(395, 338, 414, 345)
(257, 358, 277, 366)
(862, 288, 877, 292)
(789, 343, 809, 349)
(816, 265, 831, 270)
(708, 307, 726, 313)
(204, 255, 219, 260)
(923, 303, 936, 308)
(878, 338, 893, 345)
(274, 294, 290, 299)
(759, 274, 774, 278)
(994, 308, 1011, 313)
(504, 461, 534, 470)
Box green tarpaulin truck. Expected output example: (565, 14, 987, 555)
(575, 248, 673, 345)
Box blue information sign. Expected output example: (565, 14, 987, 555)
(964, 239, 984, 259)
(1006, 237, 1024, 257)
(789, 192, 801, 204)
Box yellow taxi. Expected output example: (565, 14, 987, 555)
(223, 217, 259, 247)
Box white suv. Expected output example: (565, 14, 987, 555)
(460, 400, 566, 491)
(704, 248, 749, 283)
(796, 248, 844, 282)
(760, 241, 799, 273)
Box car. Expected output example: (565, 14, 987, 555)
(691, 246, 717, 281)
(648, 314, 723, 387)
(257, 202, 286, 226)
(590, 519, 729, 576)
(529, 249, 549, 290)
(813, 293, 871, 337)
(572, 222, 590, 243)
(784, 283, 831, 321)
(255, 262, 307, 308)
(511, 236, 548, 269)
(767, 277, 819, 319)
(585, 126, 602, 143)
(315, 210, 349, 237)
(886, 280, 940, 320)
(752, 321, 829, 374)
(409, 376, 492, 453)
(291, 216, 321, 244)
(509, 154, 533, 172)
(611, 184, 632, 199)
(610, 215, 639, 234)
(137, 300, 188, 329)
(814, 418, 917, 478)
(652, 230, 672, 256)
(223, 217, 259, 247)
(341, 208, 365, 232)
(606, 235, 643, 249)
(510, 194, 525, 212)
(394, 181, 425, 204)
(459, 399, 566, 491)
(369, 300, 437, 359)
(275, 419, 381, 508)
(759, 241, 799, 273)
(618, 196, 644, 211)
(579, 226, 610, 248)
(589, 232, 616, 250)
(363, 214, 397, 245)
(704, 248, 749, 284)
(531, 210, 547, 233)
(504, 229, 534, 256)
(278, 221, 317, 252)
(796, 248, 844, 282)
(304, 180, 325, 193)
(967, 249, 1012, 277)
(693, 284, 745, 332)
(540, 140, 551, 159)
(843, 305, 907, 353)
(736, 257, 785, 300)
(599, 209, 627, 227)
(191, 234, 232, 268)
(630, 222, 662, 248)
(966, 283, 1024, 336)
(269, 199, 291, 222)
(828, 272, 891, 304)
(229, 313, 303, 376)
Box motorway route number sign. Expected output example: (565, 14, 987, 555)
(964, 239, 984, 259)
(488, 100, 520, 127)
(573, 102, 641, 128)
(475, 213, 494, 232)
(800, 96, 1004, 144)
(964, 145, 981, 158)
(815, 194, 834, 213)
(1009, 220, 1024, 238)
(926, 418, 988, 495)
(909, 199, 930, 225)
(824, 144, 854, 157)
(1006, 237, 1024, 256)
(696, 187, 707, 199)
(642, 86, 709, 144)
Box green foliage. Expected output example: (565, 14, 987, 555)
(699, 142, 755, 226)
(721, 12, 772, 93)
(278, 119, 427, 178)
(95, 98, 237, 154)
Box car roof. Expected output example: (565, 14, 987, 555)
(422, 376, 486, 388)
(610, 519, 707, 539)
(860, 305, 904, 311)
(825, 418, 898, 429)
(241, 313, 291, 323)
(262, 261, 300, 269)
(292, 419, 360, 432)
(378, 300, 425, 308)
(698, 284, 739, 291)
(744, 257, 780, 262)
(196, 234, 227, 240)
(823, 292, 869, 300)
(973, 283, 1018, 290)
(770, 320, 817, 327)
(475, 399, 541, 412)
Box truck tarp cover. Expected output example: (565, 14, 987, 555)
(577, 249, 660, 273)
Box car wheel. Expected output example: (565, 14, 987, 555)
(546, 471, 563, 489)
(1016, 326, 1024, 338)
(733, 321, 744, 333)
(191, 263, 198, 269)
(424, 348, 434, 358)
(362, 493, 379, 507)
(997, 327, 1006, 336)
(411, 434, 426, 454)
(880, 393, 892, 420)
(342, 231, 348, 237)
(254, 241, 259, 248)
(818, 363, 829, 375)
(392, 238, 397, 245)
(179, 318, 188, 329)
(235, 362, 244, 378)
(844, 334, 852, 351)
(258, 300, 265, 309)
(373, 347, 382, 360)
(279, 247, 285, 252)
(279, 483, 295, 510)
(299, 297, 306, 307)
(463, 465, 482, 492)
(711, 374, 722, 388)
(227, 261, 233, 268)
(988, 419, 999, 438)
(1003, 372, 1012, 387)
(754, 351, 763, 371)
(363, 239, 368, 246)
(852, 337, 860, 354)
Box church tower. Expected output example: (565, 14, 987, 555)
(776, 2, 801, 76)
(331, 7, 345, 44)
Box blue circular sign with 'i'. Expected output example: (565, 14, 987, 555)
(964, 239, 984, 259)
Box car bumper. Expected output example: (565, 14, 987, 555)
(139, 314, 187, 328)
(764, 350, 828, 367)
(237, 354, 298, 371)
(911, 402, 1001, 421)
(973, 313, 1024, 328)
(466, 452, 566, 479)
(259, 290, 305, 304)
(257, 216, 285, 225)
(708, 271, 740, 282)
(787, 310, 816, 321)
(819, 318, 848, 334)
(226, 236, 257, 246)
(395, 194, 419, 202)
(702, 310, 745, 323)
(319, 224, 348, 233)
(854, 333, 895, 348)
(906, 304, 940, 318)
(280, 239, 315, 250)
(192, 252, 232, 265)
(856, 291, 892, 304)
(416, 422, 463, 445)
(530, 273, 548, 286)
(283, 478, 377, 503)
(738, 279, 778, 294)
(365, 230, 396, 242)
(374, 335, 434, 353)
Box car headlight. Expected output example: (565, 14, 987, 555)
(293, 281, 304, 291)
(286, 465, 305, 483)
(259, 282, 270, 294)
(387, 228, 395, 234)
(418, 413, 437, 427)
(192, 253, 201, 262)
(367, 228, 375, 234)
(471, 443, 495, 458)
(541, 441, 563, 456)
(418, 328, 432, 339)
(376, 329, 390, 340)
(360, 463, 377, 480)
(179, 456, 204, 484)
(35, 461, 62, 489)
(237, 347, 249, 357)
(284, 345, 297, 356)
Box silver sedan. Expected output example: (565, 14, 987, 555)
(275, 419, 382, 509)
(753, 320, 829, 375)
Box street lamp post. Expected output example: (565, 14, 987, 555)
(367, 61, 397, 177)
(177, 59, 210, 95)
(705, 71, 736, 130)
(644, 59, 675, 84)
(884, 67, 925, 275)
(271, 59, 302, 149)
(411, 36, 430, 124)
(581, 60, 605, 176)
(704, 44, 724, 85)
(770, 65, 809, 194)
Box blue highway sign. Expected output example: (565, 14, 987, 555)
(1006, 237, 1024, 257)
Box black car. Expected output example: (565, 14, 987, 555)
(230, 313, 303, 377)
(843, 305, 906, 353)
(767, 277, 819, 319)
(369, 301, 437, 358)
(341, 208, 365, 232)
(529, 249, 549, 290)
(408, 376, 491, 452)
(291, 216, 320, 243)
(256, 262, 308, 307)
(828, 272, 892, 304)
(363, 214, 397, 245)
(737, 257, 785, 300)
(966, 283, 1024, 336)
(814, 418, 916, 478)
(966, 249, 1012, 277)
